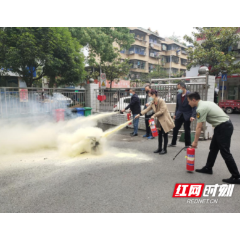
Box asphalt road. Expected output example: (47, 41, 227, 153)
(0, 113, 240, 213)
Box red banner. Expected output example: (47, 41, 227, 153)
(19, 89, 28, 102)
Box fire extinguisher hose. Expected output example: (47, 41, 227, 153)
(173, 146, 191, 161)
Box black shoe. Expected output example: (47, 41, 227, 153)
(222, 176, 240, 184)
(195, 166, 213, 174)
(159, 150, 167, 155)
(154, 149, 162, 153)
(131, 133, 138, 137)
(168, 144, 176, 147)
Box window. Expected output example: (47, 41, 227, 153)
(181, 59, 187, 65)
(130, 30, 146, 41)
(171, 68, 178, 74)
(5, 77, 19, 87)
(228, 86, 238, 100)
(149, 64, 156, 72)
(129, 60, 145, 69)
(149, 50, 160, 58)
(124, 98, 131, 104)
(140, 98, 145, 106)
(149, 36, 160, 44)
(166, 56, 179, 64)
(162, 44, 167, 51)
(129, 45, 146, 55)
(167, 44, 180, 51)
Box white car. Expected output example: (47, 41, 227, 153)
(52, 93, 73, 105)
(113, 95, 166, 112)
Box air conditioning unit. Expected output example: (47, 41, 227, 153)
(150, 53, 155, 57)
(133, 64, 138, 69)
(129, 51, 134, 54)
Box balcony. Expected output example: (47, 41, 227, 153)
(149, 52, 160, 59)
(181, 50, 187, 55)
(181, 61, 187, 66)
(181, 58, 188, 66)
(149, 42, 161, 51)
(128, 50, 146, 56)
(134, 37, 147, 46)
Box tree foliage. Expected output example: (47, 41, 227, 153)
(101, 58, 131, 90)
(69, 27, 135, 66)
(44, 28, 85, 88)
(0, 27, 85, 87)
(184, 27, 240, 76)
(168, 33, 187, 46)
(148, 65, 168, 79)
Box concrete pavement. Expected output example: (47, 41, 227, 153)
(0, 113, 240, 213)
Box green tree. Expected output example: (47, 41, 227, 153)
(148, 57, 168, 81)
(69, 27, 135, 66)
(101, 58, 131, 92)
(168, 32, 187, 46)
(172, 70, 186, 78)
(0, 27, 54, 86)
(44, 27, 85, 88)
(0, 27, 85, 87)
(184, 27, 240, 76)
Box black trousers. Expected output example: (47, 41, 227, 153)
(145, 114, 154, 136)
(158, 128, 168, 151)
(171, 114, 191, 146)
(206, 120, 240, 177)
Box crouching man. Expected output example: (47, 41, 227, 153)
(187, 92, 240, 184)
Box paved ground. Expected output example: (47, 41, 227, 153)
(0, 113, 240, 213)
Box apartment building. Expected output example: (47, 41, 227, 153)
(119, 27, 188, 80)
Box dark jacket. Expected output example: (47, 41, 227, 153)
(125, 93, 141, 114)
(175, 91, 196, 121)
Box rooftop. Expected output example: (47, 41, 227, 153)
(130, 27, 187, 48)
(131, 27, 165, 40)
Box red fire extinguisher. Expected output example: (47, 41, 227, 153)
(186, 147, 195, 171)
(148, 118, 158, 137)
(127, 113, 132, 125)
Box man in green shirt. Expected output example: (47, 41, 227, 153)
(187, 92, 240, 184)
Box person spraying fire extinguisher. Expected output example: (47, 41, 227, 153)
(135, 89, 175, 155)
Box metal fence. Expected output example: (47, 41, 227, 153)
(95, 76, 209, 139)
(0, 87, 86, 119)
(93, 82, 208, 113)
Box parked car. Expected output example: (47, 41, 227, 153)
(218, 100, 240, 114)
(52, 93, 73, 106)
(113, 95, 166, 112)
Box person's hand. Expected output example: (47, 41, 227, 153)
(135, 114, 140, 119)
(191, 141, 198, 148)
(151, 115, 154, 119)
(190, 117, 195, 122)
(146, 103, 149, 107)
(173, 116, 176, 120)
(121, 109, 125, 112)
